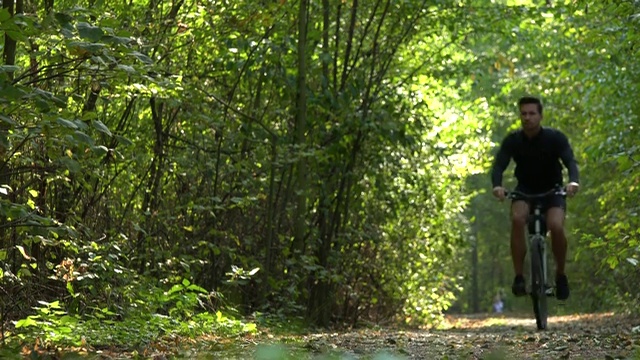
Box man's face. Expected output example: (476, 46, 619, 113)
(520, 103, 542, 131)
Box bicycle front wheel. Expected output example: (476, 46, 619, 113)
(530, 236, 547, 330)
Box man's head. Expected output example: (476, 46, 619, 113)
(518, 96, 543, 133)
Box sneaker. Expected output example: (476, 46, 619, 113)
(512, 275, 527, 297)
(556, 274, 570, 300)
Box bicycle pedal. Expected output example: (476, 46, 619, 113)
(545, 288, 555, 297)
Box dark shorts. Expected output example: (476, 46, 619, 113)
(511, 185, 566, 213)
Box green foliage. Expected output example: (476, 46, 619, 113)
(2, 0, 640, 356)
(11, 278, 256, 348)
(455, 0, 640, 315)
(15, 301, 81, 345)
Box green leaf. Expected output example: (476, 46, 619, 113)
(92, 120, 112, 136)
(187, 284, 208, 293)
(60, 27, 74, 38)
(67, 282, 75, 296)
(57, 117, 78, 129)
(32, 88, 67, 108)
(76, 22, 104, 42)
(117, 64, 137, 74)
(103, 35, 133, 45)
(57, 326, 73, 334)
(0, 8, 11, 22)
(91, 145, 109, 156)
(6, 205, 27, 219)
(100, 307, 115, 315)
(34, 97, 51, 112)
(60, 157, 82, 173)
(0, 83, 27, 100)
(74, 118, 89, 130)
(17, 267, 32, 277)
(14, 317, 38, 328)
(130, 51, 153, 64)
(54, 12, 74, 29)
(115, 135, 134, 146)
(0, 65, 20, 73)
(617, 155, 633, 172)
(73, 130, 95, 145)
(0, 114, 16, 125)
(48, 300, 62, 309)
(67, 41, 106, 54)
(5, 31, 26, 42)
(167, 283, 184, 295)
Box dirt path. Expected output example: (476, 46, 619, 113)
(243, 313, 640, 360)
(24, 312, 638, 359)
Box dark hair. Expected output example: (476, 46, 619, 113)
(518, 96, 543, 115)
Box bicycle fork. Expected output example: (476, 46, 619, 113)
(532, 209, 553, 296)
(536, 238, 554, 296)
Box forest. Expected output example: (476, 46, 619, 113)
(0, 0, 639, 358)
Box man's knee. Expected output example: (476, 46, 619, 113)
(511, 201, 529, 228)
(511, 214, 527, 228)
(546, 207, 565, 233)
(547, 221, 564, 234)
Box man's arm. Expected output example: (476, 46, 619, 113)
(558, 132, 579, 184)
(491, 135, 513, 188)
(557, 131, 580, 196)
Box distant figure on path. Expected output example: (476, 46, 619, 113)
(493, 293, 504, 313)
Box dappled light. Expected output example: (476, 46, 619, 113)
(441, 312, 619, 330)
(0, 0, 639, 358)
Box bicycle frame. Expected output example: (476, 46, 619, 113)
(506, 186, 567, 330)
(529, 205, 549, 294)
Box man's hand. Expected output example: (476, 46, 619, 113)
(492, 186, 507, 201)
(566, 182, 579, 197)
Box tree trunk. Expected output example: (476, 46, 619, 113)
(2, 0, 18, 76)
(471, 230, 480, 313)
(0, 0, 16, 245)
(293, 0, 308, 255)
(136, 97, 171, 273)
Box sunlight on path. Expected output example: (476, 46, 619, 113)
(440, 311, 618, 330)
(253, 312, 640, 360)
(401, 312, 640, 359)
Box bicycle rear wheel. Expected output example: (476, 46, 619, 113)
(530, 236, 547, 330)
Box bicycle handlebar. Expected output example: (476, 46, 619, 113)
(506, 187, 567, 200)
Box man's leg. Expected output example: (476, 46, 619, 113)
(511, 200, 529, 275)
(546, 206, 570, 300)
(546, 207, 567, 274)
(511, 200, 529, 296)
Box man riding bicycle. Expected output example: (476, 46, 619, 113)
(490, 96, 580, 301)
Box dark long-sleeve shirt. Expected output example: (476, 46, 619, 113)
(490, 127, 579, 192)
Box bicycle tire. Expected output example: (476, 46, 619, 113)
(530, 236, 548, 330)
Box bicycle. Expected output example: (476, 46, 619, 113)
(506, 186, 567, 330)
